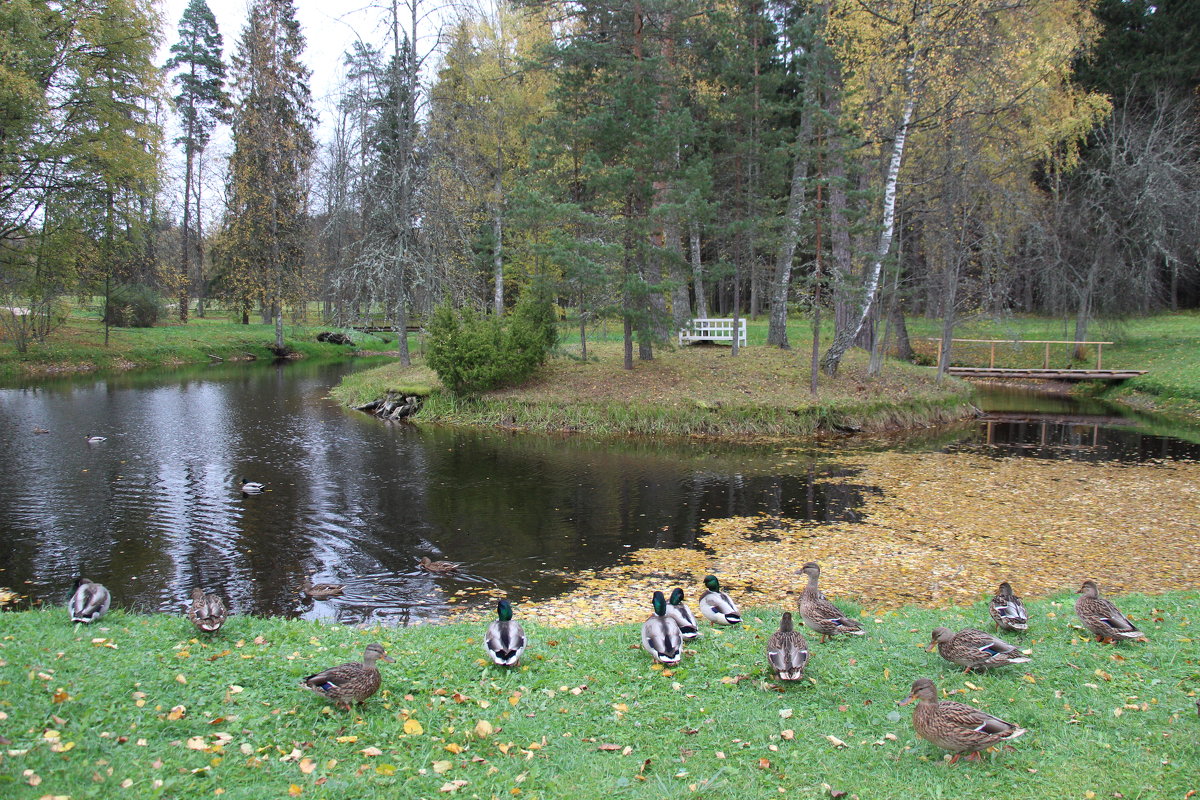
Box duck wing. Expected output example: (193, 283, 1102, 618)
(485, 620, 527, 666)
(303, 661, 366, 692)
(666, 604, 700, 638)
(766, 630, 809, 680)
(70, 583, 111, 622)
(641, 615, 682, 663)
(700, 591, 741, 624)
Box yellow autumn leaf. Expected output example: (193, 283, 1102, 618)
(288, 784, 302, 796)
(474, 719, 495, 738)
(167, 705, 186, 721)
(298, 757, 316, 774)
(403, 718, 424, 735)
(335, 735, 358, 743)
(432, 760, 453, 774)
(444, 743, 464, 754)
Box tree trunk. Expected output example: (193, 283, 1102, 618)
(179, 139, 194, 323)
(766, 107, 814, 349)
(821, 62, 915, 376)
(492, 158, 504, 316)
(690, 221, 707, 318)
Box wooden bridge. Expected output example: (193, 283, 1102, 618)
(928, 338, 1147, 382)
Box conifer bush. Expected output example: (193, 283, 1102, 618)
(426, 291, 556, 395)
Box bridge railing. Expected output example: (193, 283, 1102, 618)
(924, 338, 1114, 370)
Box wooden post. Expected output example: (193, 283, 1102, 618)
(1043, 342, 1050, 370)
(1097, 343, 1103, 370)
(989, 343, 995, 368)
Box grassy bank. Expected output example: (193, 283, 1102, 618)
(332, 342, 976, 438)
(1, 592, 1196, 800)
(0, 311, 400, 380)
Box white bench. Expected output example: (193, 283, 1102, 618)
(679, 318, 747, 346)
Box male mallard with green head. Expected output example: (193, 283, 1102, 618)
(797, 562, 863, 642)
(927, 627, 1030, 672)
(641, 591, 683, 665)
(901, 678, 1025, 763)
(1075, 580, 1146, 643)
(485, 599, 527, 667)
(301, 643, 394, 710)
(698, 575, 741, 625)
(766, 612, 810, 682)
(188, 587, 228, 633)
(666, 587, 700, 639)
(988, 582, 1028, 632)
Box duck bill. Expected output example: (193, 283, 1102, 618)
(924, 641, 938, 652)
(380, 655, 396, 663)
(898, 693, 915, 706)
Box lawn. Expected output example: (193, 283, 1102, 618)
(0, 591, 1195, 800)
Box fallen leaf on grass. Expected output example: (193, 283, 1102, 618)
(826, 735, 849, 748)
(298, 758, 316, 774)
(360, 747, 383, 757)
(439, 780, 468, 793)
(473, 720, 494, 738)
(433, 760, 453, 774)
(288, 784, 302, 796)
(403, 719, 424, 735)
(167, 705, 186, 720)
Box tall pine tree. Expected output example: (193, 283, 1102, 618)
(165, 0, 229, 322)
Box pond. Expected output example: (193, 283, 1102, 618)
(1, 361, 1197, 625)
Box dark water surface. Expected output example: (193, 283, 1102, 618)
(2, 363, 1197, 624)
(0, 360, 871, 624)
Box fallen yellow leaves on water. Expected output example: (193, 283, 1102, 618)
(473, 451, 1200, 626)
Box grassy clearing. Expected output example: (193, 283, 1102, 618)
(0, 309, 403, 380)
(1, 592, 1196, 800)
(331, 341, 974, 438)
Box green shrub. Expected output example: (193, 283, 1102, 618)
(426, 293, 556, 395)
(104, 284, 163, 327)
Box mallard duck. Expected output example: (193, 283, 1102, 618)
(699, 575, 741, 625)
(797, 562, 863, 642)
(1075, 580, 1146, 643)
(766, 612, 810, 681)
(188, 587, 228, 633)
(69, 577, 111, 623)
(485, 599, 527, 666)
(300, 575, 344, 599)
(665, 587, 700, 639)
(301, 643, 394, 710)
(900, 678, 1025, 763)
(419, 556, 460, 573)
(641, 590, 683, 665)
(85, 435, 107, 444)
(927, 627, 1030, 672)
(239, 478, 264, 494)
(988, 582, 1028, 632)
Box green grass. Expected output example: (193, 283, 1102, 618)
(0, 311, 405, 380)
(1, 593, 1196, 799)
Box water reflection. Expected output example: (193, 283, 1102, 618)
(952, 386, 1200, 462)
(0, 360, 871, 625)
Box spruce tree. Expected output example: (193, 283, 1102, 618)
(219, 0, 315, 347)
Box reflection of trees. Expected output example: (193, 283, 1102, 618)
(420, 430, 875, 575)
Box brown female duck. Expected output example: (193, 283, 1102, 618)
(300, 575, 344, 599)
(901, 678, 1025, 763)
(766, 612, 810, 682)
(301, 643, 394, 710)
(1075, 580, 1146, 643)
(188, 587, 228, 633)
(797, 562, 863, 643)
(988, 582, 1028, 632)
(927, 627, 1030, 672)
(419, 556, 460, 574)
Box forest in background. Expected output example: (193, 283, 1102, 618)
(2, 0, 1197, 375)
